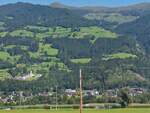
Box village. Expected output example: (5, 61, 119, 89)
(0, 87, 148, 105)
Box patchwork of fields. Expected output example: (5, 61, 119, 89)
(0, 26, 118, 40)
(0, 109, 150, 113)
(0, 25, 120, 80)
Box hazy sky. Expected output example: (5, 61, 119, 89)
(0, 0, 150, 7)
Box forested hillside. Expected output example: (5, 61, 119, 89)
(0, 2, 150, 92)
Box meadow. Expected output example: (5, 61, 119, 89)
(102, 53, 137, 61)
(84, 13, 137, 24)
(0, 108, 150, 113)
(70, 58, 92, 64)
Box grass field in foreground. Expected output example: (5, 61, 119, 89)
(0, 109, 150, 113)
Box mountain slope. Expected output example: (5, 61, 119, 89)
(0, 2, 97, 30)
(0, 2, 149, 92)
(115, 12, 150, 53)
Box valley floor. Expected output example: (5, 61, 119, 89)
(0, 108, 150, 113)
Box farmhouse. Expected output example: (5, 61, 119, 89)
(83, 90, 99, 96)
(129, 88, 146, 96)
(104, 89, 118, 97)
(65, 89, 76, 96)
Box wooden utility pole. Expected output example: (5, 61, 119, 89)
(80, 69, 83, 113)
(55, 86, 58, 110)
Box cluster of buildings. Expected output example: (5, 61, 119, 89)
(0, 91, 33, 104)
(0, 87, 148, 104)
(129, 88, 147, 96)
(14, 71, 42, 81)
(65, 87, 148, 97)
(65, 89, 99, 97)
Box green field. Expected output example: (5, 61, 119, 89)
(0, 26, 117, 43)
(23, 25, 117, 41)
(70, 58, 91, 64)
(0, 109, 149, 113)
(102, 53, 137, 61)
(0, 51, 10, 61)
(0, 69, 11, 81)
(0, 32, 8, 37)
(84, 13, 137, 24)
(9, 30, 34, 37)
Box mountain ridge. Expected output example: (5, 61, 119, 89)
(49, 2, 150, 11)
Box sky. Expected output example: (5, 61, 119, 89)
(0, 0, 150, 7)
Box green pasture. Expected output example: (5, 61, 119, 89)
(24, 25, 117, 41)
(0, 108, 149, 113)
(73, 26, 117, 39)
(0, 51, 21, 63)
(0, 26, 117, 42)
(84, 13, 137, 24)
(0, 32, 8, 37)
(39, 43, 58, 56)
(9, 30, 34, 37)
(0, 51, 11, 61)
(25, 25, 49, 32)
(29, 60, 71, 73)
(102, 53, 137, 61)
(28, 43, 58, 59)
(70, 58, 91, 64)
(0, 69, 11, 81)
